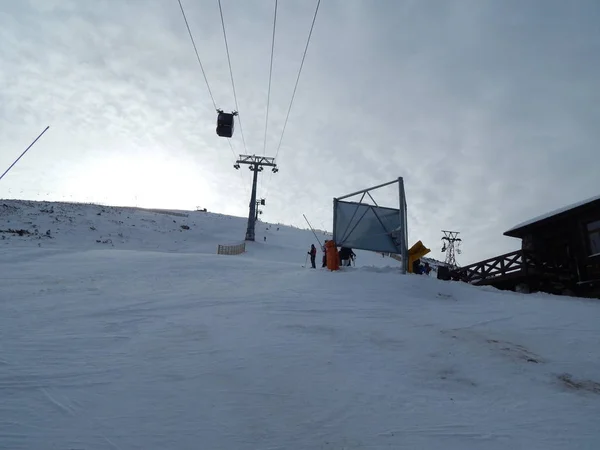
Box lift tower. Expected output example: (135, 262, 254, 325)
(441, 230, 462, 268)
(234, 154, 278, 241)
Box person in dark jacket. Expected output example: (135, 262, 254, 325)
(308, 244, 317, 268)
(339, 246, 349, 266)
(322, 241, 328, 268)
(412, 258, 422, 274)
(348, 248, 356, 266)
(339, 247, 356, 266)
(423, 262, 431, 275)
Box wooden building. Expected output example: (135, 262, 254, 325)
(454, 195, 600, 298)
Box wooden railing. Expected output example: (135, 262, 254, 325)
(455, 249, 575, 285)
(455, 250, 528, 284)
(217, 242, 246, 255)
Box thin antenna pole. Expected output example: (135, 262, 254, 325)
(303, 213, 322, 247)
(0, 126, 50, 182)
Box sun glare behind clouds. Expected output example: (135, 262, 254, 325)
(58, 149, 217, 210)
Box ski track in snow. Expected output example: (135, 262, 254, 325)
(1, 199, 599, 449)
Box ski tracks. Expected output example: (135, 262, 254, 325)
(39, 387, 123, 449)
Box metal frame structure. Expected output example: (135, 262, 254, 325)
(333, 177, 408, 273)
(441, 230, 461, 268)
(234, 155, 278, 241)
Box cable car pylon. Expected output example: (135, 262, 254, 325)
(233, 154, 278, 241)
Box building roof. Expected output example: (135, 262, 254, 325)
(504, 194, 600, 238)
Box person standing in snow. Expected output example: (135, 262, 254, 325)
(339, 247, 355, 266)
(423, 262, 431, 275)
(339, 246, 349, 266)
(412, 258, 422, 274)
(322, 241, 328, 268)
(308, 244, 317, 269)
(348, 248, 356, 266)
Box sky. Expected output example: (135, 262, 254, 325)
(1, 0, 599, 263)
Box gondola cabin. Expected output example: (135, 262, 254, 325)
(216, 110, 237, 138)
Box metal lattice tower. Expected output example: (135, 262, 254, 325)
(233, 155, 277, 241)
(441, 230, 462, 268)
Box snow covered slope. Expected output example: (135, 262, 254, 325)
(0, 199, 386, 266)
(1, 199, 599, 450)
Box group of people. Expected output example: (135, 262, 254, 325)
(412, 258, 432, 275)
(307, 242, 356, 269)
(307, 244, 434, 275)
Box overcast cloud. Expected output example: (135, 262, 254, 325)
(1, 0, 599, 263)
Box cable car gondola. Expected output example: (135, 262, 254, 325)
(216, 109, 238, 138)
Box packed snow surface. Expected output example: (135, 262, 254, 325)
(1, 200, 599, 450)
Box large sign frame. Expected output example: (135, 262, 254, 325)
(333, 178, 408, 273)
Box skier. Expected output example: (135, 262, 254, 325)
(322, 241, 328, 268)
(308, 244, 317, 269)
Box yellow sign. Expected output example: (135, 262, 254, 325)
(407, 240, 431, 273)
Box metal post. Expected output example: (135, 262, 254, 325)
(234, 155, 278, 242)
(0, 126, 50, 182)
(398, 177, 408, 274)
(303, 214, 323, 247)
(336, 179, 400, 201)
(332, 198, 339, 244)
(246, 166, 259, 241)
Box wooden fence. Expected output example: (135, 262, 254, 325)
(454, 249, 573, 285)
(455, 250, 528, 284)
(217, 242, 246, 255)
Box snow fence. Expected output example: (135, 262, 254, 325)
(217, 242, 246, 255)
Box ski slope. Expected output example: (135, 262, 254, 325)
(1, 200, 599, 450)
